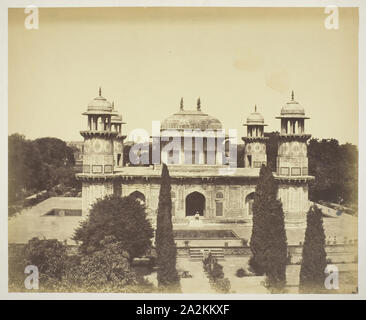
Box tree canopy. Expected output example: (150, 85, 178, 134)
(73, 195, 154, 261)
(8, 134, 78, 204)
(308, 138, 358, 205)
(23, 237, 68, 282)
(63, 236, 145, 292)
(14, 236, 154, 293)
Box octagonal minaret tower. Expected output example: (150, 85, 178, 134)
(242, 105, 268, 168)
(275, 91, 313, 225)
(78, 87, 117, 215)
(111, 102, 126, 169)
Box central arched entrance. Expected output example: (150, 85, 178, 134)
(185, 192, 205, 217)
(129, 191, 146, 205)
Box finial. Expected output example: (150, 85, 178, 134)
(255, 105, 257, 112)
(197, 97, 201, 111)
(112, 101, 115, 110)
(180, 97, 184, 111)
(291, 90, 295, 101)
(99, 86, 102, 96)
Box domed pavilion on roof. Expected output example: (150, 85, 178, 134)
(242, 105, 268, 168)
(161, 100, 222, 131)
(159, 98, 227, 165)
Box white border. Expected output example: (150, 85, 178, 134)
(1, 0, 364, 300)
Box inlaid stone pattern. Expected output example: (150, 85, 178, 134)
(277, 140, 308, 176)
(278, 141, 307, 157)
(278, 183, 310, 222)
(244, 141, 267, 168)
(82, 137, 114, 174)
(83, 138, 113, 155)
(82, 181, 114, 213)
(246, 142, 265, 154)
(113, 141, 123, 153)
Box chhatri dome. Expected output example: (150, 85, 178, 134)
(245, 105, 266, 126)
(279, 90, 306, 117)
(85, 87, 113, 114)
(161, 98, 222, 130)
(111, 101, 123, 124)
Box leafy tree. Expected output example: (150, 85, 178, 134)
(73, 195, 154, 261)
(299, 205, 327, 293)
(155, 164, 180, 291)
(14, 236, 154, 292)
(33, 137, 76, 190)
(33, 137, 75, 168)
(308, 138, 358, 205)
(8, 134, 79, 206)
(62, 236, 152, 292)
(8, 134, 27, 203)
(338, 143, 358, 205)
(47, 166, 80, 190)
(9, 238, 69, 291)
(8, 134, 43, 203)
(249, 165, 287, 291)
(23, 237, 68, 282)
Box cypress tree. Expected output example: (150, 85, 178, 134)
(249, 165, 288, 291)
(250, 165, 278, 274)
(264, 199, 288, 291)
(299, 205, 327, 293)
(155, 163, 180, 291)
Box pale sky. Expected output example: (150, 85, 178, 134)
(8, 7, 359, 145)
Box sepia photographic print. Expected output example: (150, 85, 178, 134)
(3, 0, 365, 300)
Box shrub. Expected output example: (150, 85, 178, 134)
(10, 236, 156, 293)
(23, 237, 68, 282)
(213, 278, 231, 293)
(236, 268, 249, 278)
(202, 253, 231, 293)
(61, 236, 147, 292)
(202, 252, 216, 273)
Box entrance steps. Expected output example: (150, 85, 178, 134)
(189, 248, 225, 261)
